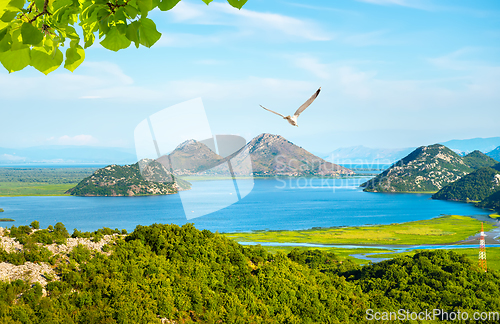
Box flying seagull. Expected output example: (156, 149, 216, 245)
(260, 87, 321, 127)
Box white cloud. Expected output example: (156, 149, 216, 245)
(162, 1, 332, 42)
(355, 0, 430, 9)
(292, 56, 331, 79)
(48, 135, 99, 146)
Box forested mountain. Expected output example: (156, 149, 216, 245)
(0, 223, 498, 323)
(432, 167, 500, 202)
(463, 150, 498, 169)
(476, 190, 500, 211)
(66, 161, 189, 196)
(361, 144, 496, 193)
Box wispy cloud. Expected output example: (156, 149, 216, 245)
(292, 56, 331, 79)
(355, 0, 431, 10)
(46, 135, 99, 146)
(162, 1, 333, 42)
(343, 30, 391, 47)
(284, 2, 360, 15)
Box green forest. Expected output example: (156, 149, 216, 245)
(0, 223, 499, 323)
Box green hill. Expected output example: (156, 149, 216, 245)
(361, 144, 490, 193)
(477, 190, 500, 211)
(463, 150, 498, 169)
(0, 222, 499, 323)
(432, 167, 500, 202)
(66, 161, 190, 196)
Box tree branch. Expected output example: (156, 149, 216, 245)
(29, 0, 50, 23)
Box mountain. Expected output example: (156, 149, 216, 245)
(462, 150, 499, 169)
(432, 166, 500, 202)
(323, 146, 415, 164)
(67, 161, 190, 196)
(156, 134, 353, 177)
(0, 146, 136, 164)
(440, 137, 500, 155)
(246, 134, 353, 176)
(361, 144, 496, 193)
(476, 190, 500, 211)
(487, 146, 500, 162)
(157, 139, 223, 175)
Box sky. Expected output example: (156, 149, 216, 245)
(1, 0, 499, 155)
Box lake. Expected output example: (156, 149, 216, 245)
(0, 178, 491, 233)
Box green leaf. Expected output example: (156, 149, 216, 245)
(0, 47, 30, 73)
(82, 24, 96, 48)
(8, 0, 25, 10)
(51, 0, 73, 12)
(138, 18, 161, 48)
(34, 0, 46, 11)
(125, 21, 140, 48)
(64, 44, 85, 72)
(1, 10, 18, 23)
(30, 47, 63, 74)
(124, 4, 138, 19)
(21, 22, 44, 45)
(100, 26, 131, 51)
(201, 0, 212, 4)
(158, 0, 181, 11)
(137, 0, 152, 16)
(226, 0, 247, 9)
(0, 32, 12, 52)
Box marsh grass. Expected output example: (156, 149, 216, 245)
(225, 215, 495, 245)
(0, 182, 74, 196)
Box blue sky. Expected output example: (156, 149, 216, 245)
(1, 0, 499, 154)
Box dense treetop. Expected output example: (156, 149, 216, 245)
(0, 222, 499, 323)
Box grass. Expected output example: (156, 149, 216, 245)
(0, 218, 14, 222)
(0, 182, 75, 196)
(490, 213, 500, 219)
(225, 215, 495, 246)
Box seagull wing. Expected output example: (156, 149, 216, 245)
(260, 105, 286, 118)
(293, 87, 321, 117)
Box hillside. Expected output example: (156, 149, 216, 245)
(462, 150, 498, 169)
(246, 134, 353, 176)
(66, 161, 189, 196)
(157, 139, 222, 175)
(488, 146, 500, 162)
(361, 144, 493, 193)
(476, 190, 500, 211)
(432, 167, 500, 202)
(156, 134, 353, 177)
(0, 222, 499, 323)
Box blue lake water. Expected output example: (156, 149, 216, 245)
(0, 178, 492, 233)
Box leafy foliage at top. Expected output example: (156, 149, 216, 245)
(0, 0, 249, 74)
